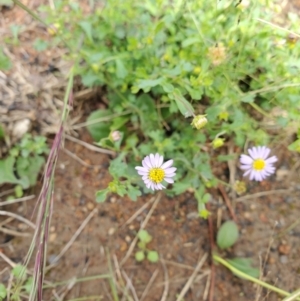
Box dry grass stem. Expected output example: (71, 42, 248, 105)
(0, 195, 35, 206)
(163, 260, 195, 271)
(0, 226, 31, 237)
(140, 269, 159, 301)
(236, 189, 293, 202)
(121, 197, 155, 228)
(175, 252, 208, 301)
(47, 208, 98, 268)
(160, 259, 169, 301)
(121, 271, 139, 301)
(0, 252, 17, 268)
(65, 134, 116, 155)
(120, 194, 161, 266)
(62, 148, 103, 168)
(0, 210, 35, 229)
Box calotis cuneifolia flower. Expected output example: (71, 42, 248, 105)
(240, 146, 277, 181)
(135, 153, 176, 191)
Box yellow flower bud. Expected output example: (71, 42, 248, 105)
(233, 181, 247, 195)
(191, 115, 207, 130)
(212, 138, 224, 149)
(218, 111, 229, 121)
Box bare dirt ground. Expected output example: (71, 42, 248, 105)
(1, 1, 300, 301)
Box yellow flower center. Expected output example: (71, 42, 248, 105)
(149, 168, 165, 183)
(252, 159, 266, 171)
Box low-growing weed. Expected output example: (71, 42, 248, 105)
(135, 229, 159, 263)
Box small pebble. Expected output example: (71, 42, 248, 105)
(108, 228, 115, 235)
(129, 224, 135, 230)
(87, 202, 95, 210)
(125, 235, 131, 242)
(49, 233, 57, 242)
(160, 215, 166, 222)
(50, 226, 55, 232)
(110, 197, 117, 203)
(280, 255, 288, 264)
(278, 244, 291, 255)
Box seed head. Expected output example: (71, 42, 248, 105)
(191, 115, 207, 130)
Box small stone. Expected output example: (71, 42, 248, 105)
(120, 241, 127, 252)
(250, 204, 256, 210)
(125, 235, 131, 242)
(110, 197, 117, 203)
(108, 228, 115, 235)
(276, 169, 289, 181)
(160, 215, 166, 222)
(280, 255, 288, 264)
(49, 233, 57, 242)
(87, 202, 95, 210)
(50, 226, 55, 232)
(166, 253, 172, 259)
(129, 224, 135, 230)
(17, 223, 28, 230)
(278, 244, 291, 255)
(268, 256, 275, 264)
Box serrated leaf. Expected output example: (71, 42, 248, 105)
(217, 220, 239, 249)
(0, 156, 28, 187)
(109, 154, 128, 178)
(135, 250, 145, 262)
(147, 250, 159, 263)
(95, 189, 109, 203)
(227, 258, 260, 279)
(127, 184, 141, 201)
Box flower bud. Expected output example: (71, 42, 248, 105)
(110, 130, 121, 142)
(191, 115, 207, 130)
(212, 138, 224, 149)
(233, 181, 247, 195)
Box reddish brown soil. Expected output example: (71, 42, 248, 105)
(1, 2, 300, 301)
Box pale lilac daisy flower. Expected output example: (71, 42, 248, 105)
(240, 146, 277, 181)
(135, 153, 176, 191)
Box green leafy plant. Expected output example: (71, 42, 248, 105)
(0, 264, 33, 301)
(135, 229, 159, 263)
(216, 220, 259, 278)
(38, 0, 300, 215)
(0, 134, 49, 198)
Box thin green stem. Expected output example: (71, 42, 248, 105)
(249, 102, 270, 118)
(12, 0, 48, 26)
(213, 254, 299, 299)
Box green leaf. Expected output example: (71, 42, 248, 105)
(33, 39, 48, 51)
(138, 229, 152, 243)
(0, 283, 7, 300)
(170, 89, 194, 117)
(0, 156, 28, 187)
(23, 277, 34, 294)
(135, 250, 145, 262)
(86, 109, 112, 142)
(95, 189, 109, 203)
(78, 21, 93, 42)
(0, 49, 11, 70)
(0, 0, 13, 5)
(241, 94, 255, 103)
(109, 154, 127, 178)
(0, 124, 5, 139)
(147, 250, 159, 263)
(127, 184, 141, 201)
(14, 185, 23, 198)
(115, 59, 128, 79)
(12, 264, 26, 280)
(136, 78, 164, 92)
(227, 258, 260, 279)
(16, 156, 45, 188)
(217, 220, 239, 249)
